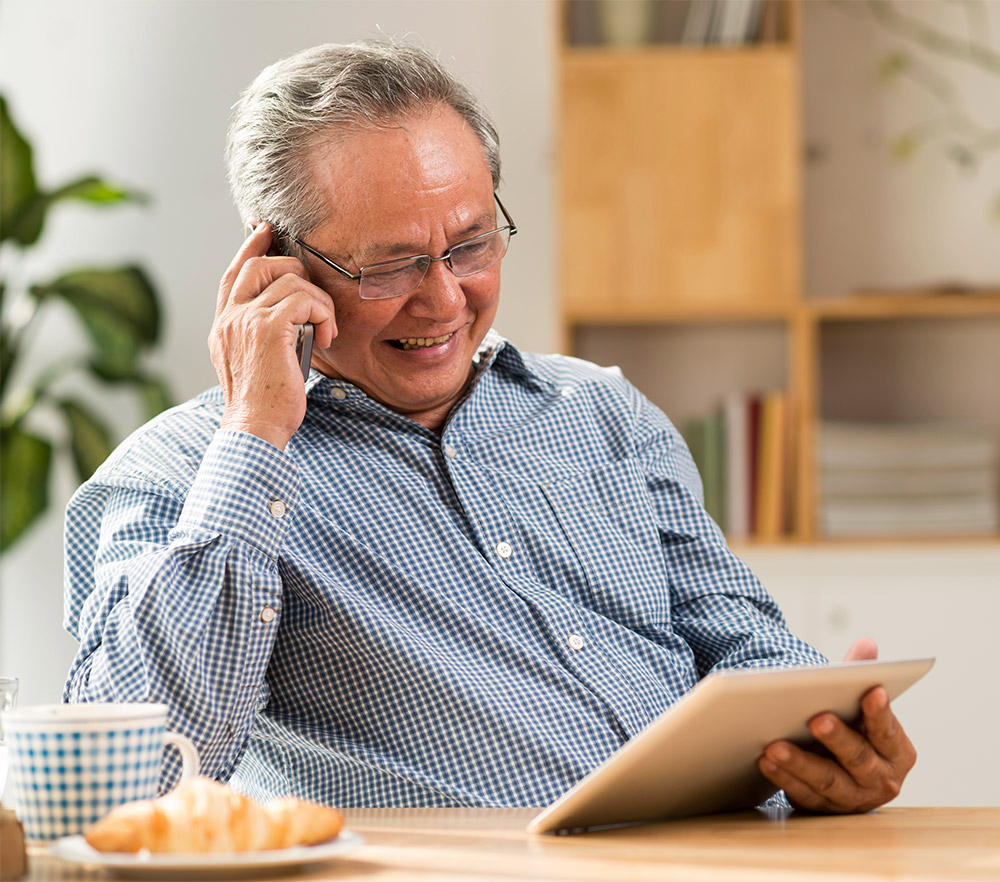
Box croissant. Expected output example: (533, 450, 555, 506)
(84, 776, 344, 853)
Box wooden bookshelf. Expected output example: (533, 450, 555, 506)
(557, 1, 1000, 544)
(805, 291, 1000, 321)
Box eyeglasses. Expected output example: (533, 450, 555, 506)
(284, 194, 517, 301)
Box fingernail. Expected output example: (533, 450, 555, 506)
(760, 759, 778, 774)
(815, 716, 835, 736)
(768, 745, 790, 763)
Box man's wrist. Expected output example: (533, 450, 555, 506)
(178, 429, 300, 557)
(220, 413, 295, 452)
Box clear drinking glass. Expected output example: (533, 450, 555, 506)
(0, 676, 19, 798)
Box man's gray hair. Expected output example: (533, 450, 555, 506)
(225, 40, 502, 239)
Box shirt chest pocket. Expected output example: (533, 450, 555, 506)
(541, 458, 670, 626)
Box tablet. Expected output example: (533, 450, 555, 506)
(528, 657, 934, 834)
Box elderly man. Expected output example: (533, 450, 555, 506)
(64, 41, 914, 813)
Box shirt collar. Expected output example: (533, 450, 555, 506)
(475, 330, 554, 395)
(304, 328, 553, 411)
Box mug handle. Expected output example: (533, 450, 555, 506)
(164, 731, 200, 782)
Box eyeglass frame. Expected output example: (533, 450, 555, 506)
(280, 194, 518, 300)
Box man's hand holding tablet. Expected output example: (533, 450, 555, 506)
(758, 637, 918, 814)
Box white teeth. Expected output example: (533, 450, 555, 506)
(398, 333, 453, 350)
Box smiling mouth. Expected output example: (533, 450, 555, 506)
(391, 332, 455, 351)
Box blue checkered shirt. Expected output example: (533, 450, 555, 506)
(63, 331, 826, 808)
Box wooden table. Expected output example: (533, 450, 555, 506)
(24, 807, 1000, 881)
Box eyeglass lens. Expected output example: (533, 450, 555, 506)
(359, 228, 511, 300)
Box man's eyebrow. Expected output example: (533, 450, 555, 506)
(358, 210, 498, 263)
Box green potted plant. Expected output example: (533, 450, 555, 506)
(0, 95, 171, 552)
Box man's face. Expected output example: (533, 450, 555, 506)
(302, 104, 502, 431)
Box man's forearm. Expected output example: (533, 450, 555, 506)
(64, 429, 298, 789)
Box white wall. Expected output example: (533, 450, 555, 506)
(0, 0, 557, 705)
(803, 0, 1000, 295)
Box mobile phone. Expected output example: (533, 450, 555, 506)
(295, 323, 314, 381)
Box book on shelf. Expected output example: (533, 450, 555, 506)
(715, 0, 761, 45)
(820, 466, 996, 498)
(681, 407, 727, 531)
(818, 421, 997, 470)
(746, 394, 762, 534)
(754, 390, 789, 541)
(756, 0, 782, 42)
(682, 389, 791, 540)
(681, 0, 716, 45)
(683, 0, 769, 46)
(564, 0, 774, 49)
(817, 421, 1000, 538)
(821, 498, 999, 537)
(724, 391, 751, 538)
(652, 0, 695, 44)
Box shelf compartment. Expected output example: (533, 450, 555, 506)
(560, 49, 801, 317)
(813, 314, 1000, 542)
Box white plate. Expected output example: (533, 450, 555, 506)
(49, 830, 365, 879)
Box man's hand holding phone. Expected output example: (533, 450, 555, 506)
(210, 222, 336, 450)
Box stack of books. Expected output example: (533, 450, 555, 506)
(682, 390, 792, 540)
(818, 422, 1000, 538)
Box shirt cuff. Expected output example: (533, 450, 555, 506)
(177, 429, 300, 558)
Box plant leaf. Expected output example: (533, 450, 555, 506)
(0, 95, 40, 246)
(49, 176, 146, 206)
(32, 266, 161, 375)
(0, 426, 52, 551)
(9, 176, 149, 247)
(57, 398, 114, 482)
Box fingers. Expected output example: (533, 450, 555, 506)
(859, 686, 917, 769)
(217, 222, 274, 314)
(758, 745, 846, 813)
(207, 222, 340, 449)
(757, 689, 915, 814)
(216, 222, 337, 345)
(843, 637, 879, 662)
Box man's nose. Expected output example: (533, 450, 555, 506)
(408, 258, 465, 317)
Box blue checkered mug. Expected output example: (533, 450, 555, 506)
(4, 702, 199, 841)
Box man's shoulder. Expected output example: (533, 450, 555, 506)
(90, 387, 225, 494)
(499, 343, 630, 395)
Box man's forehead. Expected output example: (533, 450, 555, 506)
(327, 195, 496, 262)
(308, 104, 488, 188)
(303, 110, 494, 254)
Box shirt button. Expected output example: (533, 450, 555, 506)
(568, 633, 585, 651)
(444, 444, 458, 459)
(268, 500, 286, 518)
(495, 541, 513, 560)
(330, 387, 347, 400)
(260, 606, 276, 624)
